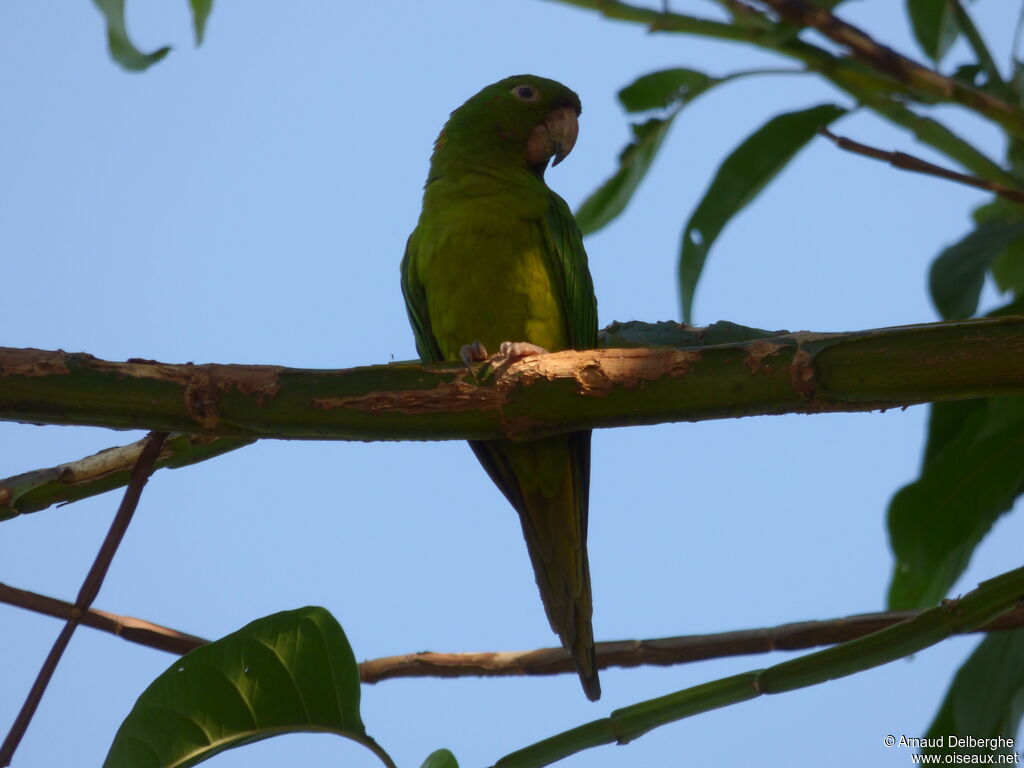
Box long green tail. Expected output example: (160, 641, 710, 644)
(469, 431, 600, 700)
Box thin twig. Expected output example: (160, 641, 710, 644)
(0, 431, 168, 767)
(2, 580, 1023, 683)
(818, 126, 1024, 204)
(0, 582, 207, 655)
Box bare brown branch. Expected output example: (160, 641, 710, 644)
(3, 581, 1023, 685)
(359, 606, 1024, 682)
(0, 582, 207, 656)
(752, 0, 1023, 135)
(818, 127, 1024, 204)
(0, 432, 168, 767)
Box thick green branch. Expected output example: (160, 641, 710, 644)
(0, 434, 253, 520)
(2, 318, 1023, 443)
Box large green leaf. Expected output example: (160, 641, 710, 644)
(887, 396, 1024, 610)
(575, 116, 676, 236)
(928, 220, 1024, 320)
(924, 630, 1024, 757)
(921, 399, 987, 466)
(678, 104, 846, 323)
(91, 0, 171, 71)
(907, 0, 960, 62)
(103, 607, 394, 768)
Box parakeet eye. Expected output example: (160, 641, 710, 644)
(511, 84, 540, 102)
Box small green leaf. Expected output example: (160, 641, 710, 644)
(928, 220, 1024, 320)
(907, 0, 960, 62)
(923, 630, 1024, 756)
(91, 0, 171, 71)
(678, 104, 846, 323)
(617, 69, 716, 113)
(189, 0, 214, 45)
(887, 396, 1024, 610)
(421, 749, 459, 768)
(104, 607, 394, 768)
(575, 116, 675, 236)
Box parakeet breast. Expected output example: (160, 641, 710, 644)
(412, 173, 568, 360)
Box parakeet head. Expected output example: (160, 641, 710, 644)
(432, 75, 582, 179)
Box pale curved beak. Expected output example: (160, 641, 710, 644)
(525, 106, 580, 170)
(547, 106, 579, 167)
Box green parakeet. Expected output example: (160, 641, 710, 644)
(401, 75, 601, 700)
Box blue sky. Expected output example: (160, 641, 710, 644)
(1, 2, 1022, 767)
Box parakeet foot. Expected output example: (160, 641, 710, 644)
(499, 341, 550, 360)
(459, 341, 489, 368)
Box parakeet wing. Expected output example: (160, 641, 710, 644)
(400, 232, 443, 363)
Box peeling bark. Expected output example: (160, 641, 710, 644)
(1, 317, 1023, 442)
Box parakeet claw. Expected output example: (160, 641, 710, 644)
(459, 341, 489, 368)
(499, 341, 550, 360)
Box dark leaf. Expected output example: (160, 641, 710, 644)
(921, 399, 987, 466)
(678, 103, 846, 323)
(923, 630, 1024, 757)
(991, 239, 1024, 294)
(617, 68, 716, 113)
(103, 607, 393, 768)
(887, 396, 1024, 610)
(907, 0, 960, 62)
(929, 220, 1024, 320)
(575, 117, 675, 236)
(952, 63, 984, 88)
(91, 0, 170, 71)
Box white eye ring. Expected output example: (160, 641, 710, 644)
(511, 84, 540, 102)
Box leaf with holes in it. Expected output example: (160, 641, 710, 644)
(923, 630, 1024, 757)
(678, 104, 845, 323)
(928, 220, 1024, 320)
(103, 606, 394, 768)
(575, 116, 676, 236)
(907, 0, 960, 62)
(617, 68, 717, 113)
(577, 67, 801, 237)
(90, 0, 171, 71)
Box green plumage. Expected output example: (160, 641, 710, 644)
(401, 75, 600, 700)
